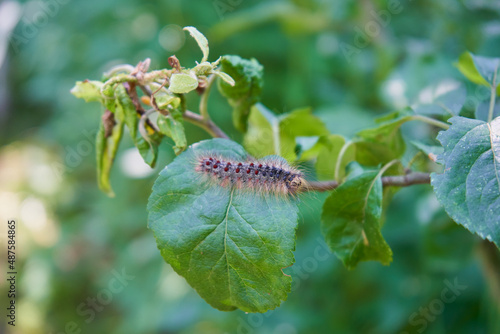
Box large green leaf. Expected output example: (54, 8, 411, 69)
(431, 116, 500, 246)
(321, 163, 392, 269)
(147, 139, 299, 312)
(218, 55, 264, 132)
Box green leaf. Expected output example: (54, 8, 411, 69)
(296, 136, 323, 161)
(279, 107, 330, 161)
(315, 135, 355, 181)
(157, 112, 187, 155)
(321, 163, 392, 269)
(154, 92, 181, 110)
(136, 132, 163, 167)
(214, 71, 235, 86)
(457, 52, 500, 95)
(244, 105, 330, 161)
(148, 139, 298, 312)
(217, 55, 264, 132)
(243, 104, 280, 158)
(71, 80, 103, 102)
(169, 72, 199, 94)
(95, 115, 124, 197)
(431, 116, 500, 246)
(355, 109, 413, 165)
(183, 26, 209, 63)
(115, 84, 162, 167)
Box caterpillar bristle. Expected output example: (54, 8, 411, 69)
(194, 153, 307, 197)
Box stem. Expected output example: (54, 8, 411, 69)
(307, 180, 338, 192)
(377, 159, 399, 180)
(306, 172, 431, 192)
(140, 109, 160, 132)
(183, 110, 229, 139)
(380, 172, 430, 187)
(334, 141, 352, 181)
(199, 74, 216, 120)
(411, 115, 450, 130)
(124, 83, 156, 130)
(361, 159, 399, 212)
(104, 64, 135, 77)
(488, 64, 498, 123)
(101, 74, 138, 95)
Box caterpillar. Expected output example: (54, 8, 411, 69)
(195, 154, 306, 196)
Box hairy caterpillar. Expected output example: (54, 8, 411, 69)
(194, 154, 307, 196)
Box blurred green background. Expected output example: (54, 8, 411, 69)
(1, 0, 500, 333)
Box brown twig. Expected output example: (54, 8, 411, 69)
(183, 110, 229, 139)
(380, 172, 431, 187)
(123, 82, 156, 130)
(306, 172, 431, 192)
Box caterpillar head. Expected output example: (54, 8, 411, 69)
(287, 174, 305, 194)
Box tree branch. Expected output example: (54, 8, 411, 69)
(306, 180, 339, 192)
(199, 74, 216, 120)
(306, 172, 431, 192)
(183, 110, 229, 139)
(488, 64, 498, 123)
(381, 172, 431, 187)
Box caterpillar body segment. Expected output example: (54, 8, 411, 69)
(194, 154, 306, 196)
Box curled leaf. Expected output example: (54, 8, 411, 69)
(71, 80, 103, 102)
(184, 26, 209, 63)
(95, 112, 124, 197)
(157, 112, 187, 155)
(214, 71, 235, 86)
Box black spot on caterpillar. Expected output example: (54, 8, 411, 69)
(194, 154, 307, 196)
